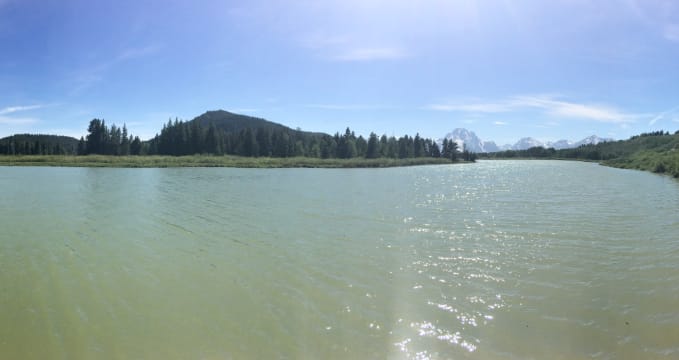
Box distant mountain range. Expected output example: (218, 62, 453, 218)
(441, 128, 613, 153)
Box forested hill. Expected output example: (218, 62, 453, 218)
(192, 110, 323, 137)
(146, 110, 327, 156)
(1, 109, 466, 162)
(0, 134, 79, 155)
(144, 110, 462, 160)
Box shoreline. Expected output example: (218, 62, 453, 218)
(477, 157, 679, 179)
(0, 155, 456, 168)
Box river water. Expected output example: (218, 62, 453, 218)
(1, 160, 678, 359)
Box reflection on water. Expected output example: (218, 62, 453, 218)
(0, 161, 678, 359)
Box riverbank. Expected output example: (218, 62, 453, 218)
(0, 155, 455, 168)
(478, 132, 679, 179)
(479, 156, 679, 178)
(602, 151, 679, 178)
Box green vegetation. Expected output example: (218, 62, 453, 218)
(481, 130, 679, 178)
(1, 110, 471, 167)
(0, 134, 79, 155)
(81, 120, 142, 155)
(144, 110, 450, 161)
(0, 155, 453, 168)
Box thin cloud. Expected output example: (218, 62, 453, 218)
(302, 33, 349, 49)
(427, 95, 638, 124)
(332, 47, 408, 62)
(493, 121, 507, 125)
(117, 44, 163, 61)
(0, 104, 44, 125)
(426, 102, 512, 113)
(69, 44, 162, 94)
(301, 33, 408, 62)
(230, 108, 259, 114)
(306, 103, 394, 111)
(649, 106, 679, 125)
(0, 104, 44, 115)
(0, 116, 37, 125)
(512, 96, 637, 123)
(664, 24, 679, 42)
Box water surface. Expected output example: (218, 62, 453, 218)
(1, 161, 678, 359)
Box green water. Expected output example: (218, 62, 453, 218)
(1, 161, 678, 359)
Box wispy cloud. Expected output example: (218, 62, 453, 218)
(301, 33, 408, 62)
(427, 95, 639, 124)
(513, 96, 637, 123)
(649, 106, 679, 125)
(427, 102, 512, 113)
(117, 44, 162, 61)
(230, 108, 259, 113)
(0, 116, 37, 125)
(625, 0, 679, 42)
(69, 44, 162, 94)
(493, 121, 507, 125)
(0, 104, 45, 115)
(306, 103, 390, 110)
(302, 33, 350, 49)
(0, 104, 44, 125)
(332, 47, 408, 62)
(664, 24, 679, 42)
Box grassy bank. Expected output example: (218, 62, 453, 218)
(0, 155, 455, 168)
(480, 132, 679, 179)
(603, 150, 679, 178)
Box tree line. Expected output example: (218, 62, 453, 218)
(0, 134, 78, 155)
(143, 118, 467, 161)
(480, 129, 679, 162)
(78, 119, 143, 155)
(1, 115, 476, 162)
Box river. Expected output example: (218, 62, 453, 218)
(1, 160, 678, 359)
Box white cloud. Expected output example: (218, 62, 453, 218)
(649, 106, 679, 125)
(426, 102, 511, 113)
(493, 121, 507, 125)
(0, 104, 43, 126)
(230, 108, 259, 114)
(0, 104, 44, 115)
(302, 33, 350, 49)
(0, 116, 37, 125)
(427, 95, 638, 124)
(664, 24, 679, 41)
(332, 47, 408, 61)
(69, 44, 162, 94)
(301, 33, 407, 62)
(512, 96, 637, 123)
(117, 44, 163, 61)
(306, 103, 389, 110)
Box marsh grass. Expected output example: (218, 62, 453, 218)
(0, 155, 454, 168)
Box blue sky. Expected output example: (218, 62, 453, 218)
(1, 0, 678, 145)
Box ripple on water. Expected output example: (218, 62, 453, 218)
(1, 163, 679, 358)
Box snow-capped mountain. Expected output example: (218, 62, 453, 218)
(545, 139, 574, 150)
(440, 128, 613, 152)
(573, 135, 611, 147)
(440, 128, 499, 153)
(512, 137, 544, 150)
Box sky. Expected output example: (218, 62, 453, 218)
(1, 0, 679, 145)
